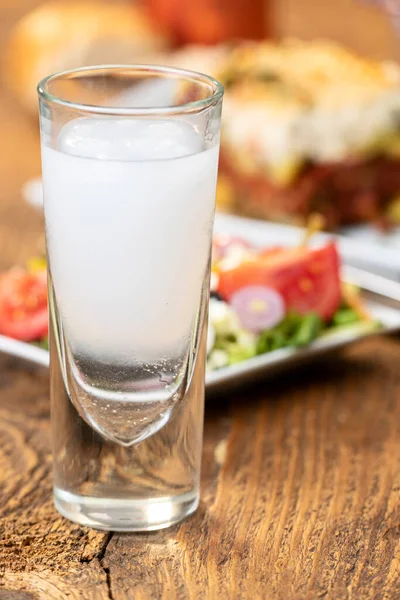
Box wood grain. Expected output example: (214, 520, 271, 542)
(1, 1, 400, 598)
(2, 340, 400, 599)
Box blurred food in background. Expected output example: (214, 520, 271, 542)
(172, 39, 400, 229)
(147, 0, 268, 45)
(7, 0, 400, 233)
(219, 39, 400, 229)
(5, 1, 170, 113)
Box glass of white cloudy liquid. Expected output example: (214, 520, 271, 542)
(37, 65, 223, 531)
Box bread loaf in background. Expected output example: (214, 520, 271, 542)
(4, 1, 170, 114)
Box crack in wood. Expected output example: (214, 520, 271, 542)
(104, 567, 115, 600)
(99, 532, 113, 562)
(2, 338, 400, 596)
(99, 533, 114, 600)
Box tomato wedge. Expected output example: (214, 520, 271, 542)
(218, 243, 341, 321)
(0, 268, 48, 341)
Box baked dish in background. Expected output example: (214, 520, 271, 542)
(6, 13, 400, 230)
(174, 40, 400, 229)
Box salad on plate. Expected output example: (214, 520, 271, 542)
(0, 228, 377, 372)
(209, 224, 377, 370)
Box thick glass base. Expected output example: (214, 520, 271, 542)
(54, 487, 199, 532)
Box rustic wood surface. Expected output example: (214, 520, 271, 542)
(1, 1, 400, 599)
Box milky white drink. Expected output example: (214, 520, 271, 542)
(42, 118, 219, 445)
(39, 63, 223, 533)
(42, 118, 219, 360)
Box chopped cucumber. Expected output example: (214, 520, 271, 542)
(256, 312, 322, 354)
(227, 344, 257, 365)
(290, 313, 323, 347)
(332, 308, 360, 327)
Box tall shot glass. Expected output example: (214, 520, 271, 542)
(38, 65, 223, 531)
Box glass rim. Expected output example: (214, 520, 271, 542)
(37, 64, 224, 116)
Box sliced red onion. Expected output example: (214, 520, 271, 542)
(230, 286, 286, 333)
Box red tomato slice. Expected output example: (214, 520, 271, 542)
(218, 243, 341, 321)
(0, 268, 48, 341)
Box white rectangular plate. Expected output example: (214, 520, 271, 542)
(1, 291, 399, 394)
(207, 299, 400, 393)
(1, 246, 400, 394)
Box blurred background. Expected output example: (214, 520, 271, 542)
(1, 0, 400, 271)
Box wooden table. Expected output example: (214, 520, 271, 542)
(2, 338, 400, 600)
(2, 2, 400, 599)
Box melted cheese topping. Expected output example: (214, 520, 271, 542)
(171, 40, 400, 182)
(219, 40, 400, 171)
